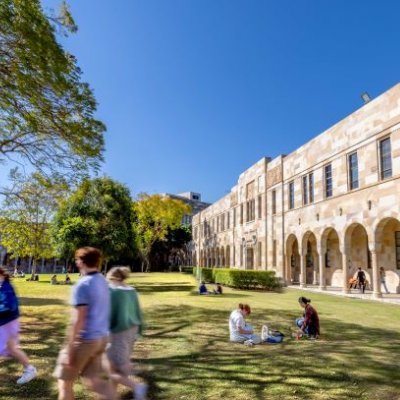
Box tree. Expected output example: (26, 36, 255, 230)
(0, 170, 68, 278)
(133, 194, 191, 272)
(52, 177, 136, 267)
(0, 0, 105, 180)
(151, 224, 192, 271)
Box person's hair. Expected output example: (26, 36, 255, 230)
(0, 267, 10, 282)
(106, 266, 130, 281)
(238, 303, 251, 314)
(75, 247, 102, 269)
(298, 296, 311, 305)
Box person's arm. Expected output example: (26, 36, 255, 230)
(66, 305, 88, 363)
(236, 316, 253, 334)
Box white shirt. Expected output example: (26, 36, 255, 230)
(229, 309, 246, 340)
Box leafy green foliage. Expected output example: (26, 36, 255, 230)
(0, 0, 105, 179)
(133, 194, 191, 272)
(52, 177, 135, 264)
(197, 267, 282, 290)
(0, 171, 68, 276)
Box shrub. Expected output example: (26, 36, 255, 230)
(180, 266, 193, 274)
(195, 267, 281, 290)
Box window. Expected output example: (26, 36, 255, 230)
(324, 164, 333, 198)
(221, 214, 225, 231)
(302, 173, 314, 205)
(257, 195, 262, 219)
(246, 199, 255, 222)
(233, 208, 236, 226)
(257, 242, 262, 267)
(217, 216, 220, 232)
(272, 190, 276, 215)
(193, 195, 199, 200)
(227, 211, 230, 229)
(380, 137, 392, 179)
(240, 204, 243, 224)
(272, 240, 277, 266)
(309, 173, 314, 203)
(396, 231, 400, 270)
(349, 152, 359, 190)
(302, 176, 308, 205)
(289, 181, 295, 209)
(240, 244, 243, 266)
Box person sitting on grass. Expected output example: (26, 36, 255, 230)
(213, 283, 223, 295)
(199, 281, 209, 295)
(64, 274, 72, 285)
(50, 275, 59, 285)
(229, 303, 261, 345)
(295, 296, 320, 339)
(0, 268, 37, 384)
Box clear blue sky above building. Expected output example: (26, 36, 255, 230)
(43, 0, 400, 202)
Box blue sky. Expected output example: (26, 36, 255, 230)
(43, 0, 400, 202)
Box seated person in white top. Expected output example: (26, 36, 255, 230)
(229, 303, 261, 344)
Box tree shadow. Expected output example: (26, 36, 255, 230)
(19, 297, 66, 306)
(135, 304, 400, 400)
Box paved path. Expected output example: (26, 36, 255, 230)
(287, 285, 400, 305)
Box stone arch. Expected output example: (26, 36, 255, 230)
(286, 234, 300, 284)
(344, 223, 371, 285)
(301, 231, 318, 285)
(374, 217, 400, 293)
(320, 227, 342, 286)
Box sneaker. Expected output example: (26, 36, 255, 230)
(16, 366, 37, 385)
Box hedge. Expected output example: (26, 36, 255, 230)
(193, 267, 282, 290)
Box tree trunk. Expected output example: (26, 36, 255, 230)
(30, 257, 37, 280)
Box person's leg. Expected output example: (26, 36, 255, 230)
(7, 337, 30, 368)
(82, 376, 116, 400)
(57, 379, 75, 400)
(295, 318, 304, 329)
(382, 280, 389, 294)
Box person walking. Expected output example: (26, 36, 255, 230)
(0, 268, 37, 384)
(106, 266, 146, 400)
(53, 247, 116, 400)
(356, 267, 366, 293)
(379, 267, 390, 294)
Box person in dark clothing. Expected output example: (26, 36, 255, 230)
(356, 267, 366, 293)
(295, 297, 320, 339)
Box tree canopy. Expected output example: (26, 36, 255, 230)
(0, 0, 105, 179)
(0, 170, 67, 277)
(133, 194, 191, 272)
(52, 177, 136, 265)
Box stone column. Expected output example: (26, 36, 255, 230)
(341, 247, 350, 294)
(371, 250, 382, 298)
(300, 253, 306, 288)
(318, 245, 326, 290)
(312, 251, 318, 285)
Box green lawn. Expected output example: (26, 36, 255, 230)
(1, 273, 400, 400)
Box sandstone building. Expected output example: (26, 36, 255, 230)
(192, 83, 400, 298)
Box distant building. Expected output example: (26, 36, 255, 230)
(161, 192, 210, 225)
(192, 83, 400, 297)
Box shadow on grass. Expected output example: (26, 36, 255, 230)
(137, 304, 400, 400)
(137, 284, 196, 294)
(19, 297, 66, 306)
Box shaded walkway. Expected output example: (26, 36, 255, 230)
(288, 284, 400, 305)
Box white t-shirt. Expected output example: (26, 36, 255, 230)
(229, 309, 246, 340)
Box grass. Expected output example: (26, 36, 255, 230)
(1, 273, 400, 400)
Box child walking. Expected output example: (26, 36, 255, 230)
(0, 267, 37, 384)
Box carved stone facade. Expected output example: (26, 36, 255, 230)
(192, 83, 400, 298)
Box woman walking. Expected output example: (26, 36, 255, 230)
(0, 267, 37, 384)
(106, 267, 146, 399)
